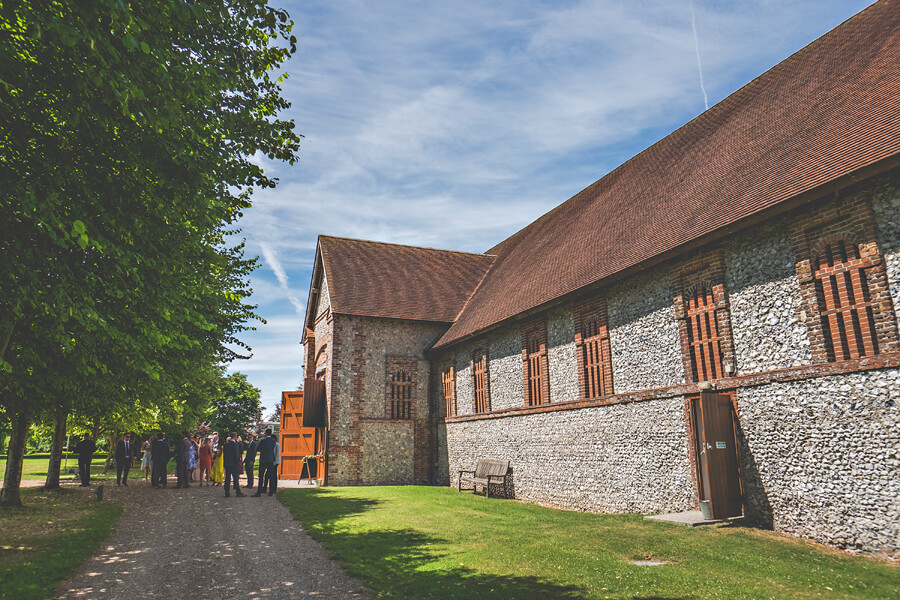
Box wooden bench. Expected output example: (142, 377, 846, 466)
(458, 459, 510, 498)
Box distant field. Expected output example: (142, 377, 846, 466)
(0, 456, 160, 484)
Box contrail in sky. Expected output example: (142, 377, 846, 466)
(689, 0, 709, 110)
(259, 242, 305, 316)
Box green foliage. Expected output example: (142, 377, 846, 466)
(209, 371, 262, 436)
(280, 487, 900, 600)
(0, 488, 123, 600)
(0, 0, 300, 501)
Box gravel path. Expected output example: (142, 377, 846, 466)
(57, 477, 371, 599)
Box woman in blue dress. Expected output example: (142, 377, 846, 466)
(187, 434, 197, 481)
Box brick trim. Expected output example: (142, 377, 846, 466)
(471, 349, 491, 413)
(441, 362, 456, 417)
(573, 296, 613, 399)
(520, 319, 550, 405)
(671, 250, 736, 382)
(788, 190, 899, 362)
(444, 351, 900, 423)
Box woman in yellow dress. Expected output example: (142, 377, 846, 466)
(211, 441, 225, 485)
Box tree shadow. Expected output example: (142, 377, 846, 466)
(285, 489, 588, 599)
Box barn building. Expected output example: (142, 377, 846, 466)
(301, 1, 900, 558)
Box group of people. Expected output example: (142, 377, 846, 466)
(75, 428, 282, 498)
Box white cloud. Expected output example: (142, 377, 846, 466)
(230, 0, 876, 407)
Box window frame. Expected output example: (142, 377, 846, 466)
(384, 356, 417, 420)
(521, 320, 550, 406)
(575, 298, 614, 399)
(472, 351, 490, 413)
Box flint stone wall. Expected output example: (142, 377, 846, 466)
(547, 306, 579, 402)
(360, 421, 414, 484)
(736, 368, 900, 558)
(608, 267, 684, 393)
(724, 219, 812, 374)
(447, 322, 523, 415)
(444, 396, 695, 512)
(873, 179, 900, 335)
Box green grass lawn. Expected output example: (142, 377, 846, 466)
(280, 486, 899, 600)
(0, 456, 157, 484)
(0, 487, 122, 599)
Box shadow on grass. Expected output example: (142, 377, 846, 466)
(284, 489, 589, 600)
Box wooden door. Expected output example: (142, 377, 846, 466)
(279, 391, 324, 480)
(691, 391, 743, 519)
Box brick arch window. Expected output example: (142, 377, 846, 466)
(575, 299, 613, 399)
(813, 237, 879, 360)
(685, 283, 725, 382)
(472, 351, 490, 413)
(388, 369, 413, 419)
(441, 365, 456, 417)
(385, 356, 416, 420)
(521, 321, 549, 406)
(788, 192, 899, 364)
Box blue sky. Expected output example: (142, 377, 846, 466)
(228, 0, 875, 414)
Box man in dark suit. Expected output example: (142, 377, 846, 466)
(223, 432, 245, 497)
(243, 433, 258, 488)
(151, 431, 170, 488)
(114, 432, 135, 486)
(252, 428, 276, 497)
(74, 433, 95, 487)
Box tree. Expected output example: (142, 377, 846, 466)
(210, 372, 262, 437)
(0, 0, 300, 506)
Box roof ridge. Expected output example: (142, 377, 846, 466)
(319, 234, 494, 259)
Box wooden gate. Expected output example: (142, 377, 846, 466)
(690, 391, 743, 519)
(279, 390, 325, 481)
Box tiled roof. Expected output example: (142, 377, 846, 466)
(318, 235, 495, 323)
(432, 0, 900, 349)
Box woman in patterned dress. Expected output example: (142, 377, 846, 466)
(198, 437, 213, 486)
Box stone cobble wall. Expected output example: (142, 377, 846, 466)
(724, 219, 811, 374)
(313, 275, 333, 397)
(360, 421, 415, 484)
(444, 396, 695, 512)
(328, 315, 446, 485)
(736, 369, 900, 558)
(547, 306, 579, 403)
(445, 322, 524, 415)
(608, 267, 684, 392)
(873, 178, 900, 335)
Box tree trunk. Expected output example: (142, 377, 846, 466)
(0, 311, 16, 363)
(43, 405, 69, 490)
(1, 409, 31, 507)
(102, 430, 118, 474)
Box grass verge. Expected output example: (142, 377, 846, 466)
(0, 487, 122, 599)
(280, 486, 898, 600)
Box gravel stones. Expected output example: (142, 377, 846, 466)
(56, 481, 371, 599)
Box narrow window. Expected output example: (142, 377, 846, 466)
(579, 313, 613, 399)
(442, 366, 456, 417)
(686, 286, 724, 382)
(472, 353, 490, 413)
(389, 369, 413, 419)
(525, 333, 546, 406)
(814, 239, 878, 360)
